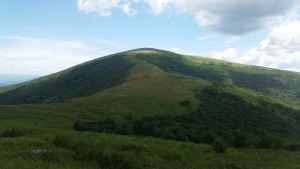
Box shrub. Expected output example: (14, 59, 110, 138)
(255, 136, 283, 149)
(179, 99, 191, 107)
(203, 132, 216, 144)
(73, 121, 83, 131)
(232, 133, 247, 148)
(2, 127, 29, 138)
(212, 138, 227, 153)
(97, 152, 131, 169)
(288, 144, 300, 152)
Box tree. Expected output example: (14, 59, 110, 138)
(232, 133, 247, 148)
(213, 138, 227, 153)
(203, 132, 216, 144)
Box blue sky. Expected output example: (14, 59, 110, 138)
(0, 0, 300, 75)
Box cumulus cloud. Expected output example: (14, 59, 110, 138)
(77, 0, 140, 16)
(147, 0, 298, 35)
(122, 2, 138, 16)
(0, 36, 111, 75)
(195, 11, 220, 27)
(77, 0, 299, 35)
(77, 0, 120, 16)
(212, 48, 238, 60)
(237, 21, 300, 72)
(144, 0, 173, 15)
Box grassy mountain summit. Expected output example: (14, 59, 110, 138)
(0, 48, 299, 105)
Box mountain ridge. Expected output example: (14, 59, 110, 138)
(0, 48, 299, 106)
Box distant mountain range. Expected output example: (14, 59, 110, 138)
(0, 74, 39, 87)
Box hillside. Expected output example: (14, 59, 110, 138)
(0, 54, 134, 104)
(0, 48, 299, 106)
(0, 48, 299, 168)
(0, 48, 299, 144)
(134, 49, 300, 105)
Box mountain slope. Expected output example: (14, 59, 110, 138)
(0, 48, 299, 149)
(134, 49, 300, 105)
(68, 58, 210, 118)
(0, 48, 299, 106)
(0, 54, 134, 104)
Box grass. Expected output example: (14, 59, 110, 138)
(0, 129, 299, 169)
(70, 60, 209, 118)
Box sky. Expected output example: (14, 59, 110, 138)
(0, 0, 300, 75)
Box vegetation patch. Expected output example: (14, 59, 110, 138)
(2, 127, 32, 138)
(72, 84, 300, 151)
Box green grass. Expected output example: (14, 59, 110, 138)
(0, 129, 299, 169)
(70, 60, 209, 118)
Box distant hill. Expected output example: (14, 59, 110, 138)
(0, 74, 39, 87)
(0, 48, 299, 148)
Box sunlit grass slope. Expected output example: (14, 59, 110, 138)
(134, 48, 300, 105)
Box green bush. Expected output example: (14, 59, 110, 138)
(212, 138, 227, 153)
(203, 132, 216, 144)
(255, 137, 283, 149)
(2, 127, 29, 138)
(288, 143, 300, 152)
(232, 133, 248, 148)
(179, 99, 191, 107)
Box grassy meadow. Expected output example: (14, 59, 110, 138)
(0, 127, 299, 169)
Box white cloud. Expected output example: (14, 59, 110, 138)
(149, 0, 299, 35)
(144, 0, 173, 15)
(237, 21, 300, 72)
(77, 0, 140, 16)
(77, 0, 120, 16)
(195, 10, 219, 27)
(169, 47, 181, 53)
(212, 48, 238, 60)
(122, 3, 138, 16)
(77, 0, 298, 35)
(0, 36, 112, 75)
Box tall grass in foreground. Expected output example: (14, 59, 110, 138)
(52, 131, 300, 169)
(0, 128, 299, 169)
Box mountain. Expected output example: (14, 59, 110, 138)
(1, 48, 299, 105)
(0, 48, 299, 148)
